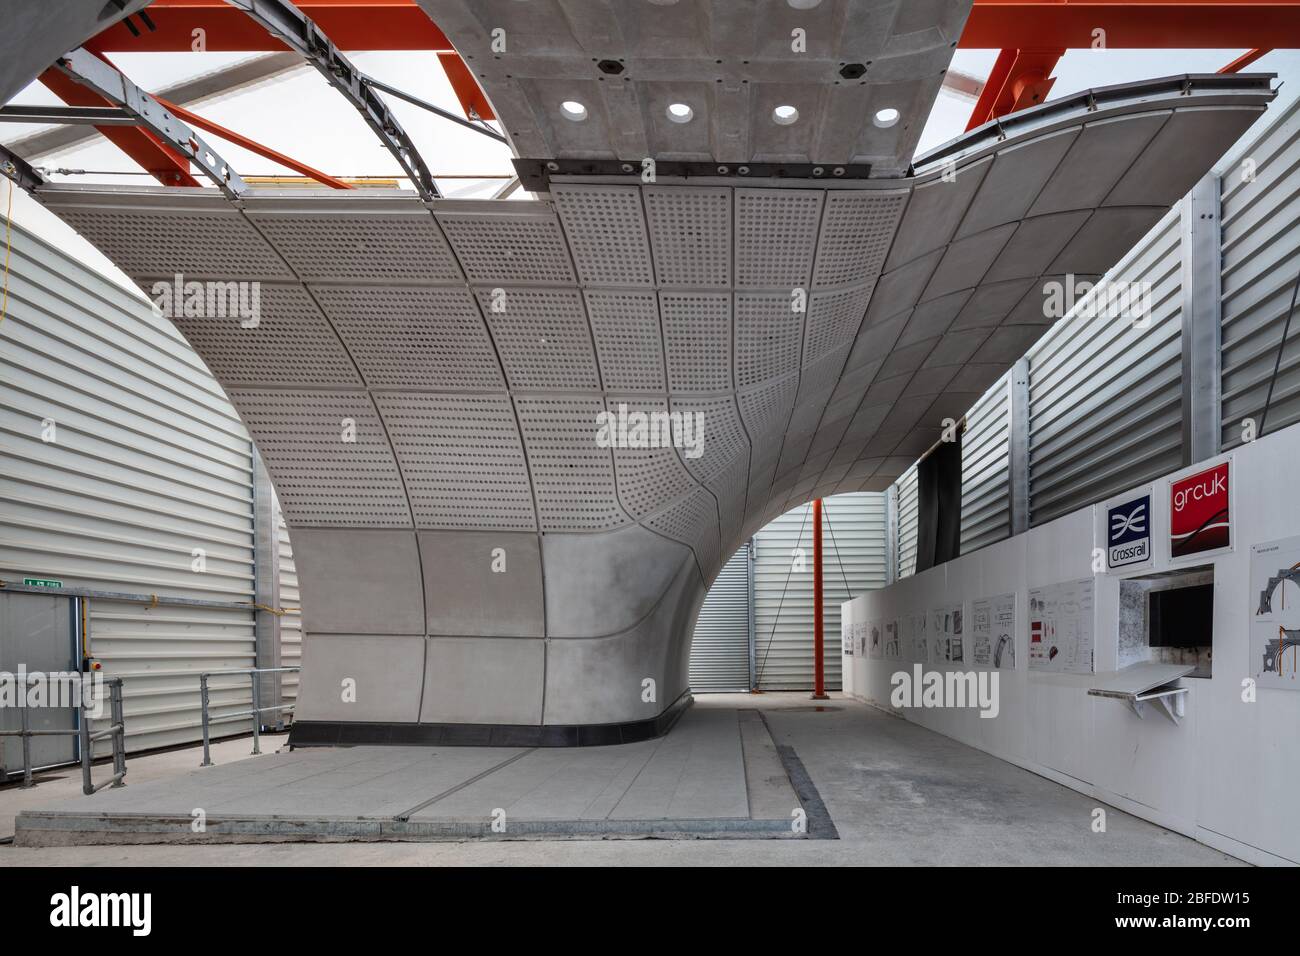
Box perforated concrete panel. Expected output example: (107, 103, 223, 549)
(32, 76, 1272, 734)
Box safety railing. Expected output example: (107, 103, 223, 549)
(0, 674, 126, 795)
(199, 666, 300, 767)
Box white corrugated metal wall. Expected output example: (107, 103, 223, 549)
(0, 222, 261, 752)
(688, 544, 750, 692)
(752, 493, 888, 690)
(1219, 95, 1300, 448)
(1026, 209, 1186, 524)
(276, 495, 302, 708)
(959, 373, 1011, 554)
(896, 465, 919, 578)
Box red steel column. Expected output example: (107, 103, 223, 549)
(812, 499, 829, 700)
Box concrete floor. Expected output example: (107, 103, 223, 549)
(0, 694, 1244, 866)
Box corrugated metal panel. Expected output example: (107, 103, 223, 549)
(275, 493, 302, 711)
(960, 372, 1011, 554)
(0, 223, 256, 753)
(753, 493, 887, 690)
(896, 465, 919, 579)
(1220, 96, 1300, 448)
(1027, 210, 1185, 524)
(688, 544, 750, 692)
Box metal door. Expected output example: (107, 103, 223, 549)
(0, 591, 78, 774)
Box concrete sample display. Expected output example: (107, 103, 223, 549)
(24, 76, 1271, 740)
(1, 0, 1273, 740)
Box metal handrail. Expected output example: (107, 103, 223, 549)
(0, 674, 126, 794)
(199, 667, 300, 767)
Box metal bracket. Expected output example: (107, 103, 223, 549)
(1089, 685, 1188, 726)
(0, 143, 49, 192)
(363, 74, 506, 145)
(1130, 687, 1188, 725)
(226, 0, 440, 200)
(0, 105, 135, 126)
(53, 48, 246, 197)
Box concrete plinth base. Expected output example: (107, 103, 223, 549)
(15, 705, 820, 846)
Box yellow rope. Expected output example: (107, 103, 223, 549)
(245, 602, 301, 617)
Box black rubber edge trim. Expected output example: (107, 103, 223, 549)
(514, 158, 873, 191)
(288, 690, 693, 749)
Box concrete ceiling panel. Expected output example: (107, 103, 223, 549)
(418, 0, 973, 170)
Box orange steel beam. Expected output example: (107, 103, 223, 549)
(1220, 48, 1273, 71)
(89, 0, 450, 52)
(961, 2, 1300, 49)
(437, 52, 496, 122)
(85, 2, 1300, 53)
(83, 2, 1299, 128)
(966, 47, 1065, 130)
(812, 499, 829, 702)
(38, 64, 198, 187)
(155, 97, 354, 189)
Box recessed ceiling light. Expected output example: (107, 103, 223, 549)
(773, 104, 799, 125)
(787, 0, 823, 9)
(666, 102, 694, 123)
(874, 107, 900, 128)
(560, 100, 588, 122)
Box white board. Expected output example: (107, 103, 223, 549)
(883, 619, 901, 660)
(1250, 535, 1300, 690)
(971, 592, 1016, 669)
(930, 605, 964, 664)
(1028, 578, 1095, 673)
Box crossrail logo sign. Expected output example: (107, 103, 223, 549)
(1107, 493, 1151, 569)
(1170, 462, 1231, 559)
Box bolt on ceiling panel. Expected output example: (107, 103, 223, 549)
(418, 0, 972, 174)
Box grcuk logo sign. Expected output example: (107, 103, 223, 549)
(1170, 461, 1230, 559)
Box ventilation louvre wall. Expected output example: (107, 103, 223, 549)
(1027, 210, 1184, 525)
(896, 463, 919, 578)
(959, 372, 1012, 554)
(1220, 96, 1300, 449)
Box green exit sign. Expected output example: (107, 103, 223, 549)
(23, 578, 63, 589)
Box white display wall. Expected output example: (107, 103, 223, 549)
(843, 422, 1300, 866)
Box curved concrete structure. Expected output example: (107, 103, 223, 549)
(1, 3, 1272, 741)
